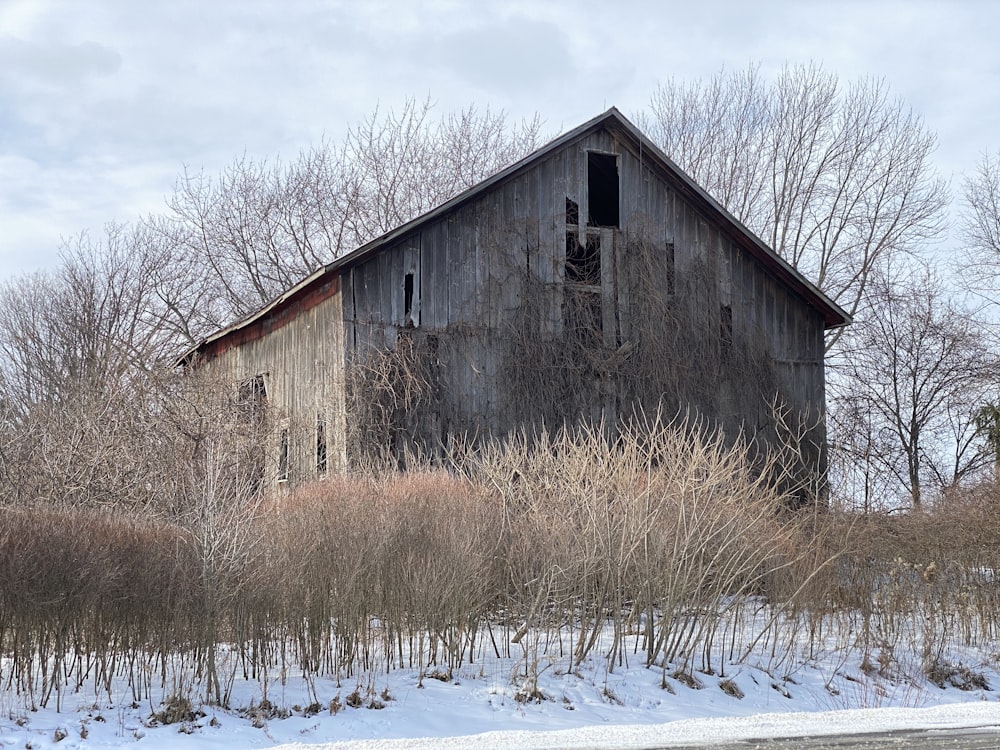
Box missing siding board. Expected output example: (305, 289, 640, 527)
(566, 231, 601, 285)
(404, 272, 415, 322)
(565, 197, 580, 227)
(316, 414, 328, 475)
(277, 425, 290, 483)
(587, 152, 619, 228)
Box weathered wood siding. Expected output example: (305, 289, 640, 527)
(341, 125, 828, 466)
(205, 287, 347, 485)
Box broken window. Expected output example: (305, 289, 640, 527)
(277, 426, 289, 483)
(566, 153, 614, 347)
(316, 414, 328, 476)
(587, 152, 619, 228)
(565, 231, 601, 286)
(234, 375, 267, 495)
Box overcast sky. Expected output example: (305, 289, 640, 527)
(1, 0, 996, 280)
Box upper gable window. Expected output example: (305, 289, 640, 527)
(587, 152, 619, 228)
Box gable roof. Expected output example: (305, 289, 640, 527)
(180, 108, 850, 365)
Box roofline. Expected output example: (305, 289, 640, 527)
(605, 113, 850, 329)
(180, 107, 850, 365)
(175, 265, 330, 366)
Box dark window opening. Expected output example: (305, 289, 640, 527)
(587, 152, 619, 228)
(565, 231, 601, 286)
(720, 304, 733, 354)
(665, 241, 676, 296)
(351, 270, 358, 349)
(316, 415, 328, 476)
(277, 427, 289, 483)
(404, 272, 415, 323)
(565, 197, 580, 227)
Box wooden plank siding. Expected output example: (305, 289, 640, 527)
(204, 289, 347, 486)
(340, 128, 829, 454)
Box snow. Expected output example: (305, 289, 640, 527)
(3, 627, 999, 749)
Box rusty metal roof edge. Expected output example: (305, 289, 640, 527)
(175, 264, 330, 366)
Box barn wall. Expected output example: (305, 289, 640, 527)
(204, 288, 347, 486)
(341, 125, 829, 478)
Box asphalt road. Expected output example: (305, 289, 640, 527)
(663, 727, 1000, 749)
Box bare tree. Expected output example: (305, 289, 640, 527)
(0, 224, 171, 415)
(640, 64, 948, 340)
(0, 222, 210, 510)
(161, 99, 543, 329)
(831, 266, 998, 509)
(960, 150, 1000, 303)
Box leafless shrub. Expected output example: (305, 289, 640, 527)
(267, 470, 502, 679)
(467, 410, 794, 676)
(345, 333, 438, 468)
(344, 690, 363, 709)
(0, 506, 201, 709)
(671, 670, 703, 690)
(151, 695, 202, 726)
(780, 480, 1000, 678)
(8, 400, 1000, 712)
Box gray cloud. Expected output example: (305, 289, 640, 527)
(0, 36, 121, 88)
(430, 17, 576, 93)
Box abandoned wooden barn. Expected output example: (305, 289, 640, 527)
(181, 108, 849, 490)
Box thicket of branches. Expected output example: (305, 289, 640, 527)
(338, 221, 826, 506)
(639, 63, 948, 331)
(5, 420, 1000, 712)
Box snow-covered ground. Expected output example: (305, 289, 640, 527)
(3, 628, 999, 750)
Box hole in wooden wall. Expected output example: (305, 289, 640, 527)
(566, 231, 601, 285)
(587, 152, 619, 228)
